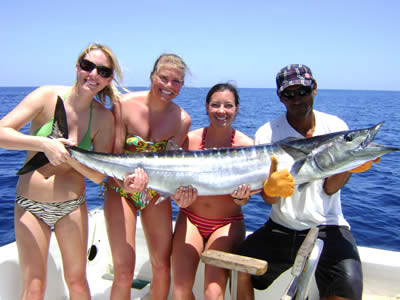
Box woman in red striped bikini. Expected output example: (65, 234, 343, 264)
(171, 83, 254, 299)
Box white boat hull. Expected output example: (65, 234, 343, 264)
(0, 208, 399, 300)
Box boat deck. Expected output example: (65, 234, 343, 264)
(1, 208, 399, 300)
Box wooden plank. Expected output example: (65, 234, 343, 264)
(281, 227, 321, 300)
(292, 227, 319, 277)
(201, 250, 267, 275)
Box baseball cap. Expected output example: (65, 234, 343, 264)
(276, 64, 315, 95)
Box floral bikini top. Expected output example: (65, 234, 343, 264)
(110, 135, 169, 210)
(124, 134, 168, 153)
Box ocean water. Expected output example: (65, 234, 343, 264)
(0, 87, 399, 252)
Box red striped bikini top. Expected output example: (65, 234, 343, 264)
(199, 127, 236, 150)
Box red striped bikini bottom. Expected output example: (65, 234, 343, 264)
(180, 207, 244, 240)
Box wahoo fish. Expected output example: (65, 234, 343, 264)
(68, 123, 398, 197)
(17, 97, 399, 198)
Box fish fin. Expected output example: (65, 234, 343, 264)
(290, 158, 307, 176)
(16, 152, 49, 175)
(276, 137, 300, 143)
(16, 96, 68, 175)
(280, 144, 310, 160)
(51, 96, 69, 139)
(167, 139, 183, 150)
(297, 182, 312, 192)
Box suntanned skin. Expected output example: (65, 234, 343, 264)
(171, 88, 254, 300)
(0, 48, 115, 300)
(104, 59, 192, 300)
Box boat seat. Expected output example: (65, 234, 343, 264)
(201, 249, 268, 300)
(200, 227, 323, 300)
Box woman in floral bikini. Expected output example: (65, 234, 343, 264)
(104, 53, 192, 300)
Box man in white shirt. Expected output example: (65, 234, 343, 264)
(237, 64, 374, 300)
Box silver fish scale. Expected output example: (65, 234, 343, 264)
(144, 147, 270, 195)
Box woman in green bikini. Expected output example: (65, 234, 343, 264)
(0, 43, 123, 300)
(104, 53, 192, 300)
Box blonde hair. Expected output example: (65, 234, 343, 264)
(76, 43, 127, 105)
(151, 53, 189, 84)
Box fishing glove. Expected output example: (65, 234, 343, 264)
(348, 157, 381, 173)
(264, 156, 295, 198)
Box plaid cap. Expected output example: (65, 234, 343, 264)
(276, 64, 315, 95)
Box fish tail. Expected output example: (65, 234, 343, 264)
(16, 96, 68, 175)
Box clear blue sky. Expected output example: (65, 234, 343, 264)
(1, 0, 399, 90)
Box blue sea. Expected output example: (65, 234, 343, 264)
(0, 87, 399, 252)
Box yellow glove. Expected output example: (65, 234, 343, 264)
(348, 157, 381, 173)
(264, 156, 295, 198)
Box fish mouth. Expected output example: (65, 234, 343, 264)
(348, 122, 391, 160)
(365, 142, 400, 155)
(361, 122, 384, 148)
(343, 122, 384, 150)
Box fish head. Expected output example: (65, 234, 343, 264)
(310, 122, 398, 173)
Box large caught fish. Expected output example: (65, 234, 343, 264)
(17, 97, 399, 197)
(67, 123, 398, 197)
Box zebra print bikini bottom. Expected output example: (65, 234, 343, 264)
(15, 194, 86, 230)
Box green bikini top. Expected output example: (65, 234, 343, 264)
(34, 94, 93, 151)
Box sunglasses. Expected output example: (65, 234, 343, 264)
(281, 86, 312, 99)
(79, 59, 113, 78)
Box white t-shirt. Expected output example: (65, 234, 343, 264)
(255, 110, 350, 230)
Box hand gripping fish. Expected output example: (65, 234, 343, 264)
(17, 97, 399, 198)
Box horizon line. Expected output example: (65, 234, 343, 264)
(0, 86, 399, 93)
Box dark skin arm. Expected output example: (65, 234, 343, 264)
(323, 157, 380, 195)
(323, 172, 352, 195)
(260, 190, 279, 204)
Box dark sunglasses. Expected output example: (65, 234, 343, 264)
(79, 59, 113, 78)
(281, 86, 312, 99)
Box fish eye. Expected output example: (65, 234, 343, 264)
(344, 133, 354, 142)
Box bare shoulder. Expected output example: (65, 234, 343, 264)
(120, 90, 148, 104)
(118, 91, 148, 117)
(187, 128, 204, 150)
(179, 106, 191, 122)
(18, 85, 68, 113)
(25, 85, 61, 102)
(175, 105, 191, 129)
(234, 130, 254, 147)
(1, 85, 69, 130)
(188, 128, 204, 139)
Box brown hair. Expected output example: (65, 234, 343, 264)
(150, 53, 189, 84)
